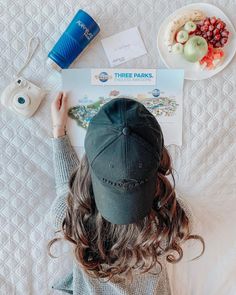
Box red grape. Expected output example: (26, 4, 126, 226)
(221, 30, 229, 37)
(221, 38, 228, 45)
(213, 28, 220, 35)
(217, 22, 225, 30)
(207, 31, 213, 37)
(214, 34, 221, 41)
(192, 16, 230, 48)
(210, 17, 217, 24)
(209, 25, 214, 31)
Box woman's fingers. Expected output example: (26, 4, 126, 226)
(51, 92, 68, 130)
(61, 92, 68, 111)
(51, 92, 63, 110)
(51, 92, 68, 112)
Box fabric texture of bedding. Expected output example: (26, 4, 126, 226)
(0, 0, 236, 294)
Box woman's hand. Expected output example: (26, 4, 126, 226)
(51, 92, 68, 138)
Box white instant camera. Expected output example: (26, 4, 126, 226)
(0, 77, 45, 118)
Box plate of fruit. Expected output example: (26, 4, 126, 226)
(157, 3, 236, 80)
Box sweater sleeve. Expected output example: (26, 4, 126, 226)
(49, 133, 80, 229)
(175, 192, 195, 233)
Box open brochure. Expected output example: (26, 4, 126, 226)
(61, 68, 184, 147)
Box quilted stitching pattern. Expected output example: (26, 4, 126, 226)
(0, 0, 235, 294)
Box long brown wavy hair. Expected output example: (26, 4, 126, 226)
(48, 146, 205, 284)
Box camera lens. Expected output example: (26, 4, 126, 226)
(13, 93, 30, 109)
(18, 97, 25, 104)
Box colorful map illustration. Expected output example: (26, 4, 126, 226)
(68, 92, 179, 129)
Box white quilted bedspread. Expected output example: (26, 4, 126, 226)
(0, 0, 235, 294)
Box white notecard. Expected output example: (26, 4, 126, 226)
(101, 27, 147, 66)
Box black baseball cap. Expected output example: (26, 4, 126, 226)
(84, 97, 164, 225)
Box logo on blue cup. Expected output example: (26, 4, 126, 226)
(76, 20, 94, 40)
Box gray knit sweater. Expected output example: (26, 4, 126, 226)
(49, 133, 194, 295)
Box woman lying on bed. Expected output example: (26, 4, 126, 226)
(47, 91, 205, 295)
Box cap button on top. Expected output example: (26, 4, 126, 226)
(122, 127, 130, 135)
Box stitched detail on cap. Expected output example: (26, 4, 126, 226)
(102, 177, 148, 190)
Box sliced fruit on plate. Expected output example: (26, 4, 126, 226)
(172, 43, 184, 54)
(184, 21, 197, 33)
(176, 30, 189, 43)
(164, 9, 205, 51)
(199, 44, 224, 69)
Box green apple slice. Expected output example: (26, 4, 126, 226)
(172, 43, 184, 54)
(176, 30, 189, 44)
(184, 21, 197, 33)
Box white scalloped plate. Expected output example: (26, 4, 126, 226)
(157, 3, 236, 80)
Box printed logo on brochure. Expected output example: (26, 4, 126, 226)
(97, 72, 112, 83)
(92, 69, 156, 86)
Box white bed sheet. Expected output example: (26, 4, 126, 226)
(0, 0, 235, 294)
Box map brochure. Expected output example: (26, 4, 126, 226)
(61, 68, 184, 148)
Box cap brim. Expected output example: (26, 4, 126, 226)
(91, 170, 157, 225)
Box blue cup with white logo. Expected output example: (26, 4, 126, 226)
(48, 9, 100, 70)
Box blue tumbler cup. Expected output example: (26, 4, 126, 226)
(48, 9, 100, 70)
